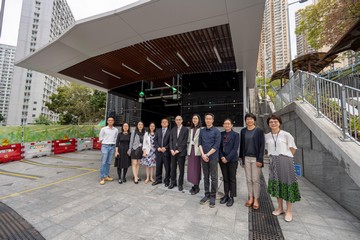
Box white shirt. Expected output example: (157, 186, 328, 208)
(99, 126, 118, 144)
(265, 130, 297, 157)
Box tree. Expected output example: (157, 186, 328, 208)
(34, 115, 52, 125)
(0, 114, 4, 122)
(46, 83, 106, 125)
(296, 0, 360, 50)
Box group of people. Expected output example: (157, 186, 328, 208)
(98, 113, 300, 222)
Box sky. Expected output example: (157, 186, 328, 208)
(0, 0, 313, 60)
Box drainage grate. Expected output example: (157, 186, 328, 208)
(249, 173, 285, 240)
(0, 202, 45, 240)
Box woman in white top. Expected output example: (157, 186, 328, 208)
(141, 122, 156, 184)
(265, 115, 300, 222)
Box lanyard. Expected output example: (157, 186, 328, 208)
(271, 131, 280, 151)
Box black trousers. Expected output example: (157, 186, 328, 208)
(219, 161, 238, 197)
(155, 152, 171, 184)
(170, 155, 185, 186)
(201, 159, 218, 198)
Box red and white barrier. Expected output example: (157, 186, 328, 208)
(24, 141, 52, 159)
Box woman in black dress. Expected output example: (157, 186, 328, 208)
(115, 123, 131, 184)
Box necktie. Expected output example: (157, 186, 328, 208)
(161, 128, 165, 147)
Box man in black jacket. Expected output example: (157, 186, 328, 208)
(169, 115, 189, 191)
(152, 118, 171, 187)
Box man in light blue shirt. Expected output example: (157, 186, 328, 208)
(99, 116, 118, 185)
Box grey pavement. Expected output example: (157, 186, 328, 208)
(0, 150, 359, 240)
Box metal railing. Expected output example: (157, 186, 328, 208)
(274, 70, 360, 144)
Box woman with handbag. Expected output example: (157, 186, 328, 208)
(114, 122, 131, 184)
(141, 122, 157, 184)
(266, 115, 300, 222)
(129, 121, 145, 184)
(187, 114, 202, 195)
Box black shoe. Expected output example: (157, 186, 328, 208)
(210, 197, 216, 208)
(226, 197, 234, 207)
(200, 196, 209, 205)
(220, 196, 229, 204)
(189, 186, 195, 194)
(165, 182, 169, 187)
(178, 186, 183, 191)
(168, 183, 177, 189)
(137, 178, 142, 181)
(152, 180, 162, 186)
(122, 178, 126, 183)
(192, 186, 200, 195)
(118, 179, 123, 184)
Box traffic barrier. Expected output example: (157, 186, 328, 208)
(24, 141, 52, 159)
(52, 139, 77, 154)
(77, 138, 93, 151)
(0, 144, 24, 163)
(93, 137, 101, 150)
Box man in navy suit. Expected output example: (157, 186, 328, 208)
(152, 118, 171, 187)
(169, 115, 189, 191)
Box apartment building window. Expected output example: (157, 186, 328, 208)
(34, 101, 37, 104)
(33, 108, 36, 111)
(32, 114, 36, 117)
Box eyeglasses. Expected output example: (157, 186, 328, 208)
(269, 120, 279, 124)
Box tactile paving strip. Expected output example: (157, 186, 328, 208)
(249, 173, 285, 240)
(0, 202, 45, 240)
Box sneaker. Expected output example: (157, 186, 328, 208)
(104, 176, 114, 181)
(209, 197, 215, 208)
(200, 196, 209, 205)
(99, 179, 105, 185)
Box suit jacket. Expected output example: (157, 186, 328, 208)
(153, 127, 171, 157)
(187, 127, 201, 156)
(170, 125, 189, 157)
(219, 130, 240, 162)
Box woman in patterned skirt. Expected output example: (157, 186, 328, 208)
(265, 115, 300, 222)
(187, 114, 202, 195)
(141, 122, 156, 184)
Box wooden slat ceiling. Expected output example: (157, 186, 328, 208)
(59, 24, 235, 89)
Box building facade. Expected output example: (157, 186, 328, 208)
(0, 44, 15, 125)
(7, 0, 74, 125)
(257, 0, 290, 78)
(295, 9, 314, 57)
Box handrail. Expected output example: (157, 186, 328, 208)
(274, 70, 360, 144)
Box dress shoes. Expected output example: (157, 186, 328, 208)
(191, 186, 200, 195)
(189, 186, 195, 194)
(178, 186, 183, 191)
(152, 180, 162, 186)
(220, 196, 229, 204)
(122, 178, 127, 183)
(118, 179, 123, 184)
(164, 182, 170, 187)
(168, 183, 177, 189)
(226, 197, 234, 207)
(200, 196, 209, 205)
(209, 197, 216, 208)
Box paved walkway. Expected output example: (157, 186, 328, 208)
(0, 150, 359, 240)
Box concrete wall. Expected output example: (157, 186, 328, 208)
(275, 102, 360, 219)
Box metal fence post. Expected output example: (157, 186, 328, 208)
(315, 77, 322, 117)
(340, 84, 350, 141)
(300, 72, 305, 103)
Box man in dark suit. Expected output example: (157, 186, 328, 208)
(152, 118, 171, 187)
(169, 115, 189, 191)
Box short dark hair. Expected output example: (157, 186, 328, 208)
(245, 113, 256, 121)
(190, 114, 202, 129)
(161, 118, 169, 124)
(223, 118, 233, 125)
(121, 122, 130, 133)
(204, 113, 214, 119)
(107, 116, 115, 121)
(267, 115, 282, 126)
